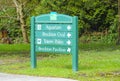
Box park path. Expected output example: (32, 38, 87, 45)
(0, 73, 77, 81)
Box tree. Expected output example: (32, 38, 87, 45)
(12, 0, 29, 43)
(0, 0, 118, 43)
(0, 0, 40, 43)
(117, 0, 120, 44)
(39, 0, 117, 33)
(0, 0, 16, 44)
(0, 0, 16, 30)
(0, 0, 29, 43)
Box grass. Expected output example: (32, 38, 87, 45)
(0, 44, 30, 52)
(0, 43, 120, 81)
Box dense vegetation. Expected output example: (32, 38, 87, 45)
(0, 0, 119, 44)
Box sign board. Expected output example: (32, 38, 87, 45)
(31, 12, 78, 71)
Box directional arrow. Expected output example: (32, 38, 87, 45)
(67, 40, 71, 45)
(67, 48, 71, 53)
(37, 24, 41, 30)
(67, 25, 71, 30)
(67, 33, 71, 38)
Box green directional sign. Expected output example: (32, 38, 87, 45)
(31, 12, 78, 72)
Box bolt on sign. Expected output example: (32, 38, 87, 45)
(31, 12, 78, 71)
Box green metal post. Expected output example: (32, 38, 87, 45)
(31, 16, 36, 68)
(72, 16, 78, 71)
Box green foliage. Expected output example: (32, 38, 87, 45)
(0, 0, 119, 43)
(100, 33, 117, 44)
(0, 2, 21, 39)
(34, 0, 117, 34)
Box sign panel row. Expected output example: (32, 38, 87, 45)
(36, 45, 72, 53)
(35, 38, 72, 46)
(35, 24, 72, 31)
(35, 31, 72, 38)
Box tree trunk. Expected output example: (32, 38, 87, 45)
(13, 0, 29, 43)
(19, 4, 29, 43)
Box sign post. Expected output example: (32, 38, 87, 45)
(72, 16, 78, 71)
(31, 16, 36, 68)
(31, 12, 78, 71)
